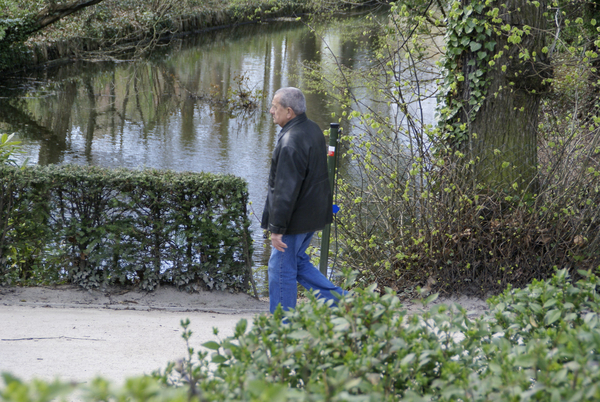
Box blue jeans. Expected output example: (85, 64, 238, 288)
(268, 231, 346, 314)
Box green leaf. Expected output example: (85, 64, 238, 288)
(401, 353, 416, 366)
(442, 387, 465, 399)
(488, 362, 502, 373)
(514, 354, 536, 368)
(485, 41, 497, 51)
(331, 317, 350, 331)
(202, 341, 221, 350)
(465, 20, 476, 34)
(288, 330, 311, 340)
(584, 312, 597, 325)
(211, 354, 228, 364)
(545, 309, 562, 325)
(470, 42, 482, 52)
(424, 293, 439, 304)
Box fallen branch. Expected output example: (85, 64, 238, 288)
(1, 336, 105, 342)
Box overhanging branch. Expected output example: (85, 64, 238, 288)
(32, 0, 106, 34)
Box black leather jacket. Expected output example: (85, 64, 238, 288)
(261, 113, 333, 235)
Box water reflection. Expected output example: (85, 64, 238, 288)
(0, 21, 340, 292)
(0, 15, 438, 294)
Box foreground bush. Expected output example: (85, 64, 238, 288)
(155, 268, 600, 401)
(3, 268, 600, 401)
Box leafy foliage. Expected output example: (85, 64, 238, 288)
(0, 133, 23, 167)
(0, 0, 328, 71)
(149, 268, 600, 401)
(299, 1, 600, 296)
(4, 269, 600, 401)
(0, 164, 254, 293)
(437, 0, 498, 144)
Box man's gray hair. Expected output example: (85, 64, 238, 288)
(274, 87, 306, 115)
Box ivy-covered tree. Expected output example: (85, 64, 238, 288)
(305, 0, 599, 293)
(438, 0, 551, 194)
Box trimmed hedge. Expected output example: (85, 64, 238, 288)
(0, 165, 254, 292)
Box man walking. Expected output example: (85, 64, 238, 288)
(262, 87, 346, 314)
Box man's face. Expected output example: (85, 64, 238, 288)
(270, 94, 293, 127)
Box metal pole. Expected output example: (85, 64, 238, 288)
(319, 123, 340, 276)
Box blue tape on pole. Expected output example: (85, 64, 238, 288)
(332, 204, 340, 214)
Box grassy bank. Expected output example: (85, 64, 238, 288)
(0, 0, 328, 71)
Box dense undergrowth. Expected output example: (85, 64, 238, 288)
(3, 269, 600, 401)
(301, 1, 600, 297)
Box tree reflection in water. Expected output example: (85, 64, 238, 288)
(0, 15, 437, 294)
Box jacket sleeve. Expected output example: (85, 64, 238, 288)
(267, 144, 307, 234)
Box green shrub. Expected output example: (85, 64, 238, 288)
(149, 268, 600, 401)
(0, 133, 22, 167)
(2, 269, 600, 400)
(0, 164, 253, 292)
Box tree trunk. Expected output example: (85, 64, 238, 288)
(583, 0, 600, 119)
(447, 0, 550, 194)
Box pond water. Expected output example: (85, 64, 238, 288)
(0, 13, 438, 294)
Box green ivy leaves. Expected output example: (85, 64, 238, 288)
(438, 0, 498, 143)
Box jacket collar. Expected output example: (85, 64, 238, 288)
(278, 113, 307, 141)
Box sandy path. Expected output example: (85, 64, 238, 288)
(0, 285, 488, 385)
(0, 285, 268, 384)
(0, 306, 257, 384)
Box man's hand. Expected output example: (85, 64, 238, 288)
(271, 233, 287, 252)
